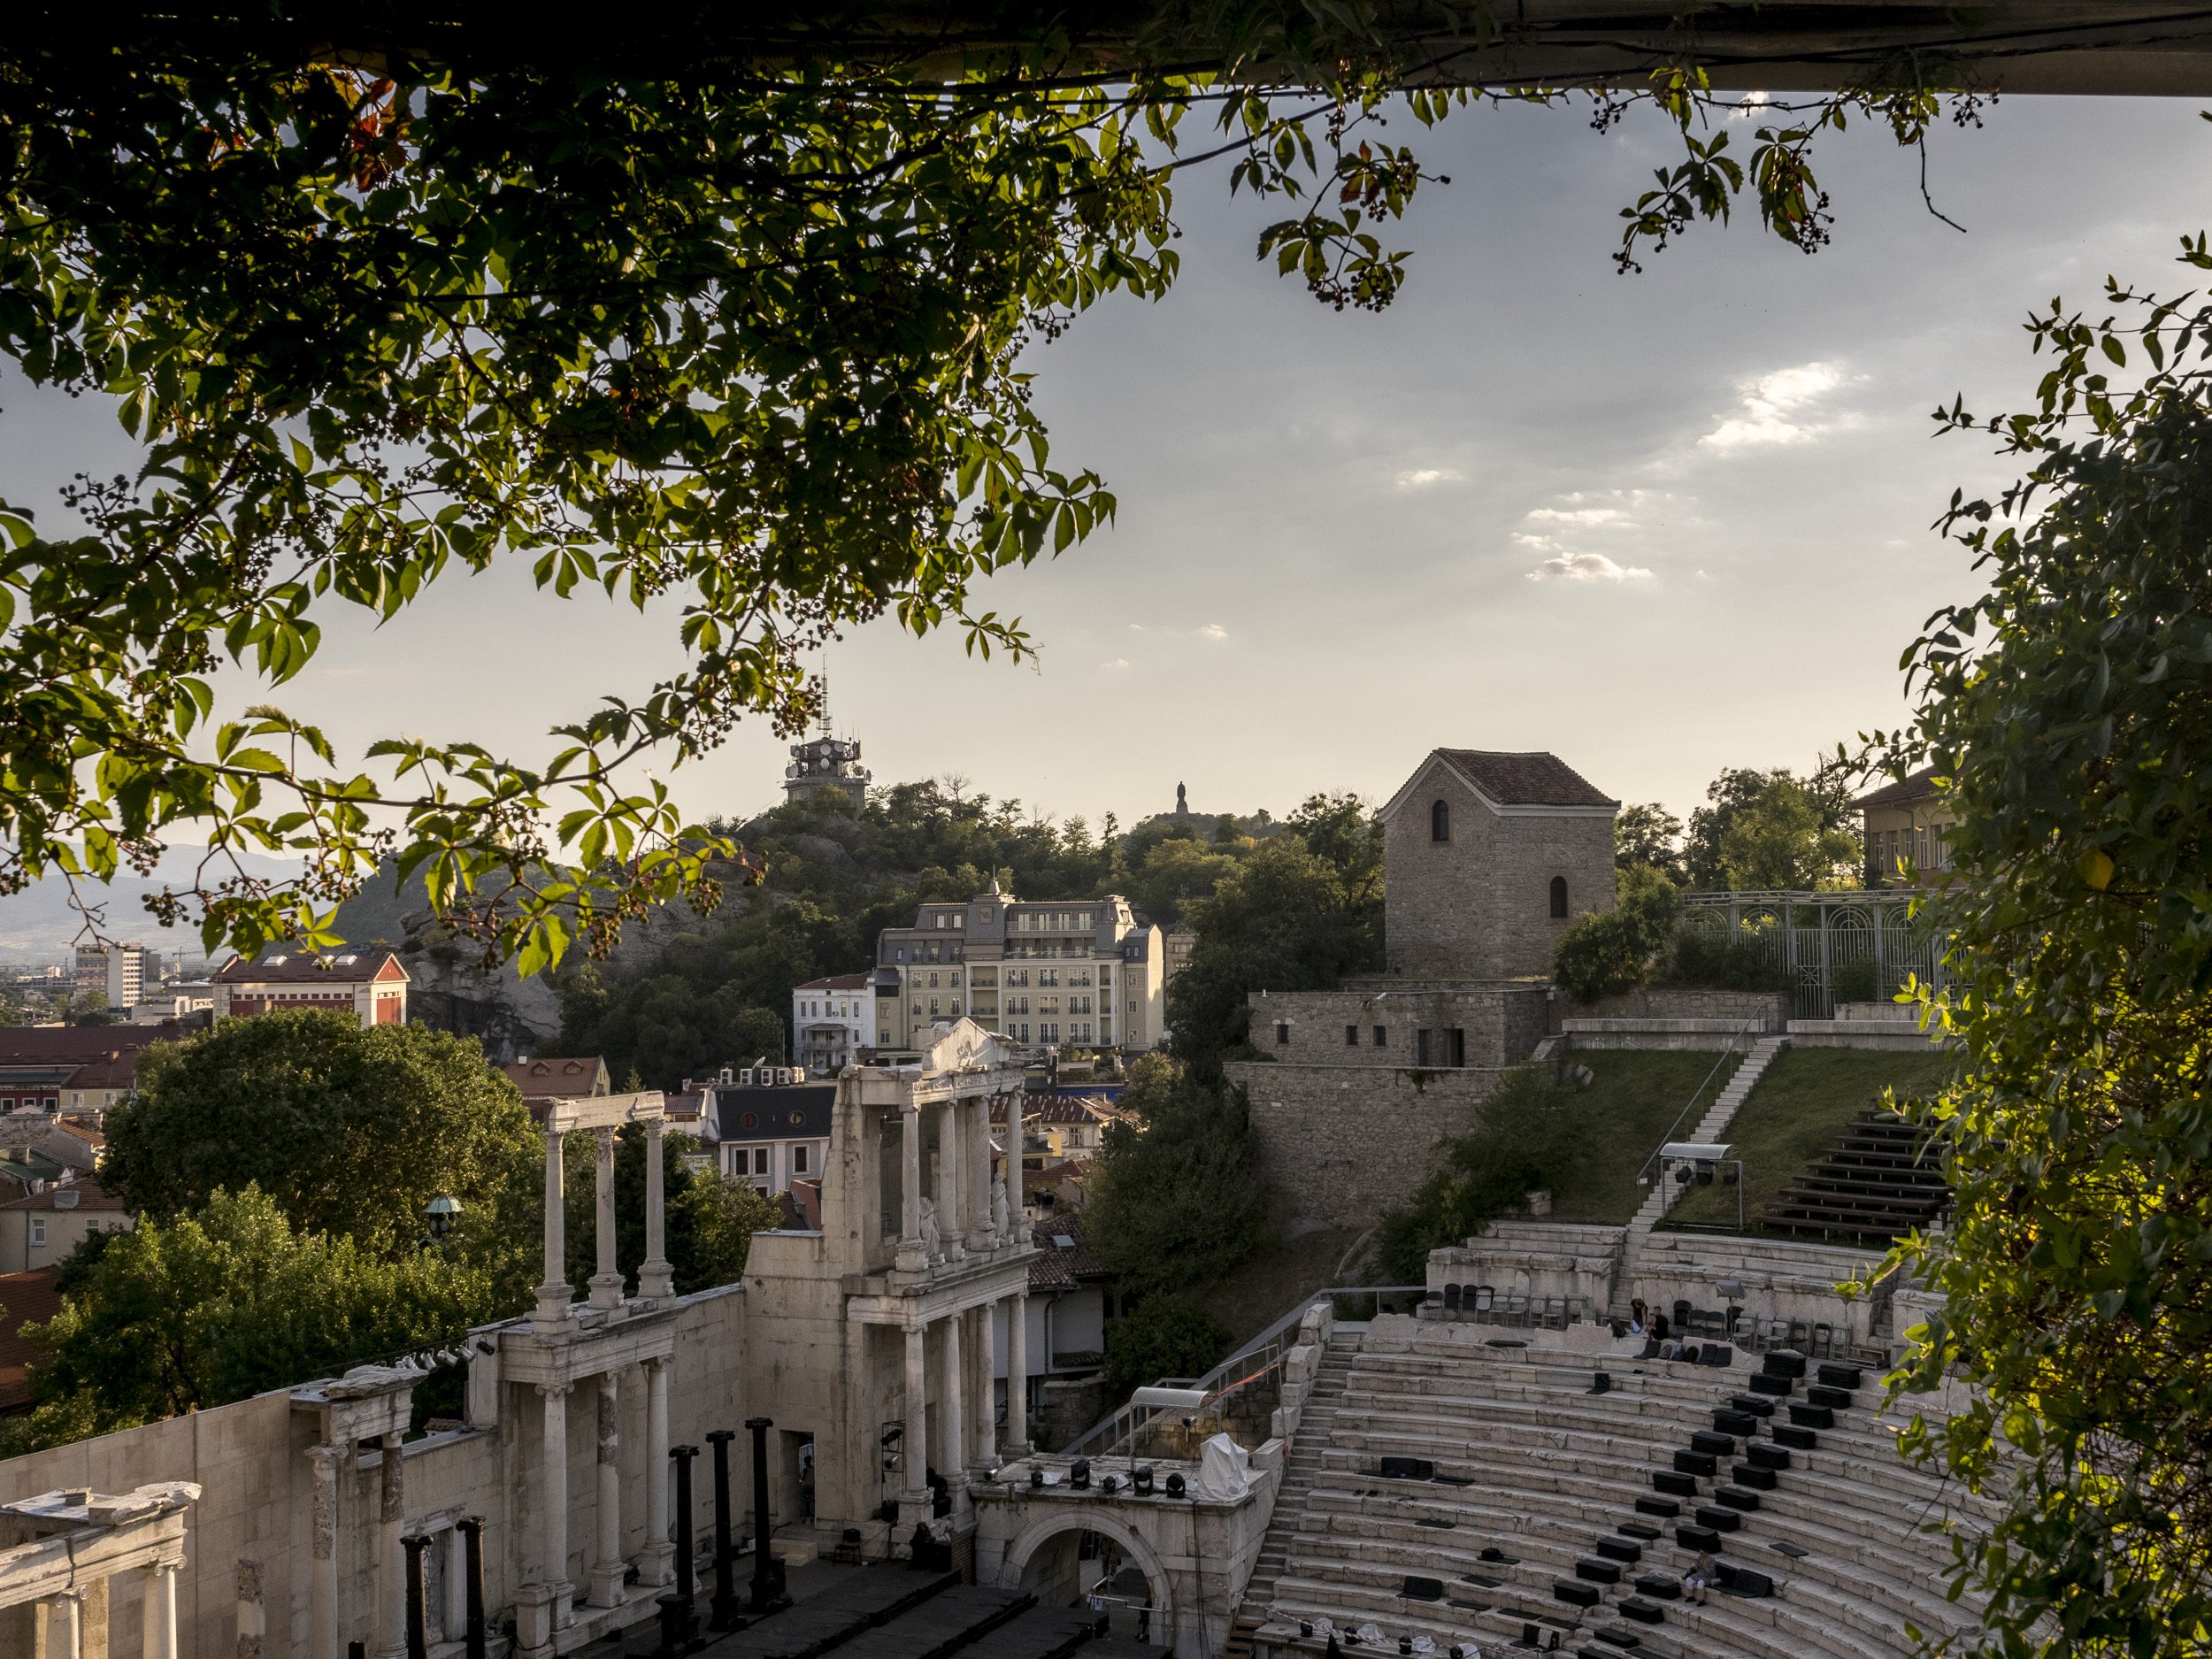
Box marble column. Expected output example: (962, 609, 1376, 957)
(234, 1556, 265, 1659)
(939, 1315, 964, 1507)
(539, 1382, 574, 1622)
(902, 1325, 929, 1519)
(376, 1432, 407, 1659)
(896, 1108, 926, 1271)
(933, 1102, 963, 1263)
(43, 1588, 83, 1659)
(142, 1561, 179, 1659)
(970, 1304, 998, 1474)
(1003, 1093, 1027, 1241)
(535, 1123, 572, 1331)
(640, 1358, 674, 1585)
(639, 1118, 674, 1298)
(589, 1126, 624, 1310)
(588, 1371, 626, 1606)
(1002, 1294, 1031, 1456)
(443, 1528, 469, 1644)
(307, 1443, 342, 1659)
(963, 1098, 993, 1251)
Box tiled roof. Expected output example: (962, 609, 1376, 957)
(1436, 749, 1617, 809)
(502, 1057, 606, 1098)
(795, 972, 872, 993)
(1852, 765, 1942, 810)
(0, 1028, 160, 1065)
(710, 1083, 835, 1142)
(216, 948, 405, 985)
(0, 1179, 125, 1212)
(0, 1268, 60, 1410)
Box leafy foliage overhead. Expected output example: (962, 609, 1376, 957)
(0, 11, 1987, 972)
(1878, 238, 2212, 1658)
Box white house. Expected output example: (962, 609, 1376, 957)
(791, 972, 872, 1075)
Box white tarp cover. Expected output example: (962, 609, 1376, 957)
(1191, 1432, 1253, 1501)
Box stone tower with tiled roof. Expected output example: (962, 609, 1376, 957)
(1379, 747, 1619, 979)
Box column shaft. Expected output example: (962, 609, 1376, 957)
(642, 1359, 673, 1585)
(377, 1432, 407, 1659)
(308, 1444, 342, 1659)
(1003, 1091, 1026, 1238)
(588, 1371, 626, 1606)
(933, 1102, 962, 1261)
(897, 1108, 924, 1269)
(589, 1125, 624, 1309)
(940, 1316, 964, 1502)
(972, 1304, 998, 1471)
(143, 1562, 179, 1659)
(963, 1098, 992, 1249)
(536, 1124, 571, 1330)
(902, 1325, 928, 1517)
(640, 1118, 673, 1298)
(1002, 1294, 1031, 1456)
(44, 1589, 82, 1659)
(541, 1385, 572, 1603)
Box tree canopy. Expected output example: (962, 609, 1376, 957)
(1878, 239, 2212, 1657)
(3, 1185, 493, 1451)
(105, 1008, 540, 1263)
(0, 10, 1998, 973)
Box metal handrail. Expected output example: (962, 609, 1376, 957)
(1632, 1021, 1757, 1188)
(1060, 1285, 1428, 1456)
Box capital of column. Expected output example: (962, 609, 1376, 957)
(537, 1380, 576, 1402)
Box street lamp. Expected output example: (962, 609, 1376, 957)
(422, 1194, 462, 1245)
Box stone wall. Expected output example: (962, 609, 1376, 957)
(0, 1284, 751, 1659)
(1382, 760, 1616, 979)
(1245, 983, 1550, 1069)
(1567, 988, 1787, 1030)
(1228, 1061, 1506, 1229)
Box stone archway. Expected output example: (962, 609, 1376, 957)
(995, 1509, 1176, 1647)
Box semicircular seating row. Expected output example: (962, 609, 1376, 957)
(1241, 1320, 1993, 1659)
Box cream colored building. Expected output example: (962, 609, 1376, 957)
(0, 1179, 133, 1274)
(1854, 764, 1960, 887)
(870, 883, 1164, 1056)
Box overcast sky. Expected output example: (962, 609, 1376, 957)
(4, 91, 2205, 841)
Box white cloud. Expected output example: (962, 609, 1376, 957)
(1101, 657, 1131, 670)
(1727, 90, 1773, 122)
(1700, 361, 1850, 450)
(1524, 506, 1632, 528)
(1394, 467, 1463, 488)
(1127, 623, 1147, 632)
(1525, 551, 1655, 584)
(1197, 623, 1229, 640)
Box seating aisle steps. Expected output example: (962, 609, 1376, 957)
(1240, 1317, 1990, 1659)
(1628, 1035, 1788, 1236)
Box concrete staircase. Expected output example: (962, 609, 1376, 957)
(1628, 1035, 1790, 1235)
(1221, 1331, 1359, 1658)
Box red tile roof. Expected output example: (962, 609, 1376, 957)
(794, 972, 872, 992)
(1852, 765, 1942, 810)
(0, 1179, 126, 1212)
(501, 1057, 607, 1098)
(0, 1268, 60, 1411)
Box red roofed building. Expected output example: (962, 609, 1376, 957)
(0, 1179, 132, 1274)
(502, 1056, 611, 1103)
(214, 947, 409, 1028)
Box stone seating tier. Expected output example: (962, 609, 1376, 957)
(1245, 1321, 1986, 1659)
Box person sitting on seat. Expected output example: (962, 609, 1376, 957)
(1628, 1299, 1648, 1335)
(1684, 1548, 1718, 1605)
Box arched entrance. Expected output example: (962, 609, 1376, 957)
(1000, 1512, 1173, 1647)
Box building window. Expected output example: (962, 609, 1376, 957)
(1345, 1024, 1359, 1047)
(1415, 1028, 1431, 1066)
(1274, 1021, 1291, 1047)
(1448, 1028, 1466, 1066)
(1372, 1025, 1386, 1048)
(1549, 875, 1569, 918)
(30, 1218, 45, 1247)
(793, 1144, 810, 1175)
(1432, 799, 1450, 841)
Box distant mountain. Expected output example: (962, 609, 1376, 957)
(0, 844, 311, 963)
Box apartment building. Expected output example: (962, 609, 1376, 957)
(869, 880, 1164, 1055)
(72, 941, 150, 1011)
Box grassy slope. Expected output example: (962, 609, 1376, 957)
(1665, 1046, 1957, 1233)
(1548, 1048, 1746, 1225)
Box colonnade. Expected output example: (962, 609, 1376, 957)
(32, 1563, 177, 1659)
(895, 1090, 1020, 1270)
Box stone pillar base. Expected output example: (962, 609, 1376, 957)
(587, 1273, 626, 1311)
(636, 1263, 674, 1301)
(897, 1494, 933, 1537)
(636, 1540, 675, 1587)
(894, 1242, 928, 1273)
(998, 1439, 1033, 1461)
(586, 1561, 628, 1609)
(512, 1582, 567, 1659)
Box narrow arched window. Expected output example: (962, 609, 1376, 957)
(1431, 800, 1450, 842)
(1549, 875, 1570, 918)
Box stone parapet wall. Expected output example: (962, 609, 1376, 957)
(1229, 1061, 1505, 1228)
(1563, 987, 1787, 1031)
(1561, 1018, 1764, 1053)
(1243, 983, 1550, 1070)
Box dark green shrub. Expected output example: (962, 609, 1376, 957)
(1667, 925, 1790, 992)
(1103, 1296, 1233, 1397)
(1552, 870, 1680, 1002)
